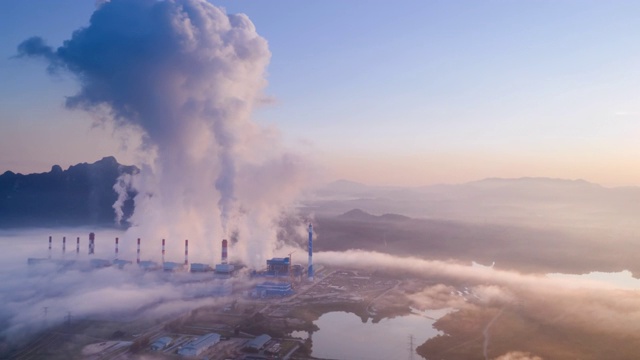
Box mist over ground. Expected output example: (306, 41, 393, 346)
(6, 0, 640, 359)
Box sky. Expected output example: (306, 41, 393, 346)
(1, 1, 640, 186)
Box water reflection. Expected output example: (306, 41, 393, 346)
(293, 309, 447, 360)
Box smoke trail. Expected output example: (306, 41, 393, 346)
(18, 0, 310, 265)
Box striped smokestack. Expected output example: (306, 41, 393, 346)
(115, 237, 119, 259)
(308, 224, 314, 281)
(48, 236, 52, 259)
(88, 232, 95, 255)
(222, 239, 228, 264)
(162, 239, 165, 265)
(76, 237, 80, 256)
(184, 239, 189, 266)
(136, 238, 140, 264)
(62, 236, 66, 256)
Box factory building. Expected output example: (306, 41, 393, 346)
(244, 334, 272, 352)
(177, 333, 220, 357)
(138, 260, 160, 271)
(150, 336, 172, 351)
(215, 263, 235, 274)
(190, 263, 212, 272)
(252, 282, 293, 298)
(266, 257, 290, 276)
(90, 258, 112, 268)
(112, 259, 132, 268)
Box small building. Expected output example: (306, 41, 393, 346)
(138, 260, 160, 271)
(266, 258, 290, 276)
(215, 263, 235, 274)
(252, 282, 293, 298)
(244, 334, 272, 352)
(90, 258, 112, 268)
(112, 259, 132, 268)
(190, 263, 213, 272)
(163, 261, 186, 272)
(178, 333, 220, 357)
(150, 336, 173, 351)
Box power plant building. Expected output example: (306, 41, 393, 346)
(252, 282, 293, 298)
(244, 334, 272, 352)
(266, 257, 290, 276)
(150, 336, 172, 351)
(177, 333, 220, 357)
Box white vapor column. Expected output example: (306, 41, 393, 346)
(308, 224, 314, 281)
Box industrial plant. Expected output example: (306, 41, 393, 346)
(27, 223, 317, 287)
(16, 221, 437, 360)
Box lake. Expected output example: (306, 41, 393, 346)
(292, 308, 448, 360)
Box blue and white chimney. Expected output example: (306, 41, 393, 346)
(308, 224, 314, 281)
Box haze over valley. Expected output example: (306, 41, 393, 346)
(2, 1, 640, 359)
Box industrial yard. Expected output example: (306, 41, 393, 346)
(9, 226, 436, 359)
(11, 260, 428, 359)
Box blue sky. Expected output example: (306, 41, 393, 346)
(2, 1, 640, 185)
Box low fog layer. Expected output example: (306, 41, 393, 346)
(5, 228, 640, 359)
(0, 228, 263, 352)
(315, 250, 640, 359)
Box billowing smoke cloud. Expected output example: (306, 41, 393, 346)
(18, 0, 311, 266)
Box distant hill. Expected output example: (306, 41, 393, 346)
(0, 157, 137, 227)
(338, 208, 411, 222)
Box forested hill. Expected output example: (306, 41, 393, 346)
(0, 156, 137, 228)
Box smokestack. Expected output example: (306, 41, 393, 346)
(76, 237, 80, 256)
(184, 239, 189, 266)
(222, 239, 228, 264)
(136, 238, 141, 264)
(62, 236, 66, 256)
(88, 232, 95, 255)
(308, 224, 314, 281)
(48, 236, 52, 259)
(162, 239, 165, 265)
(115, 237, 119, 260)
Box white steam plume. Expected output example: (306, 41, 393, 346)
(18, 0, 311, 266)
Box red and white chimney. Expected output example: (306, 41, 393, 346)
(115, 237, 119, 259)
(76, 237, 80, 256)
(162, 239, 165, 265)
(222, 239, 228, 264)
(62, 236, 66, 256)
(48, 236, 52, 259)
(88, 232, 95, 255)
(136, 238, 141, 264)
(184, 239, 189, 266)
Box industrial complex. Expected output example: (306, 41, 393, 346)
(16, 224, 429, 359)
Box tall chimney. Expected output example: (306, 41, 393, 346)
(76, 237, 80, 256)
(222, 239, 228, 264)
(308, 224, 314, 281)
(184, 239, 189, 266)
(62, 236, 66, 256)
(136, 238, 141, 264)
(162, 239, 165, 265)
(48, 236, 52, 259)
(115, 237, 119, 260)
(88, 232, 95, 255)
